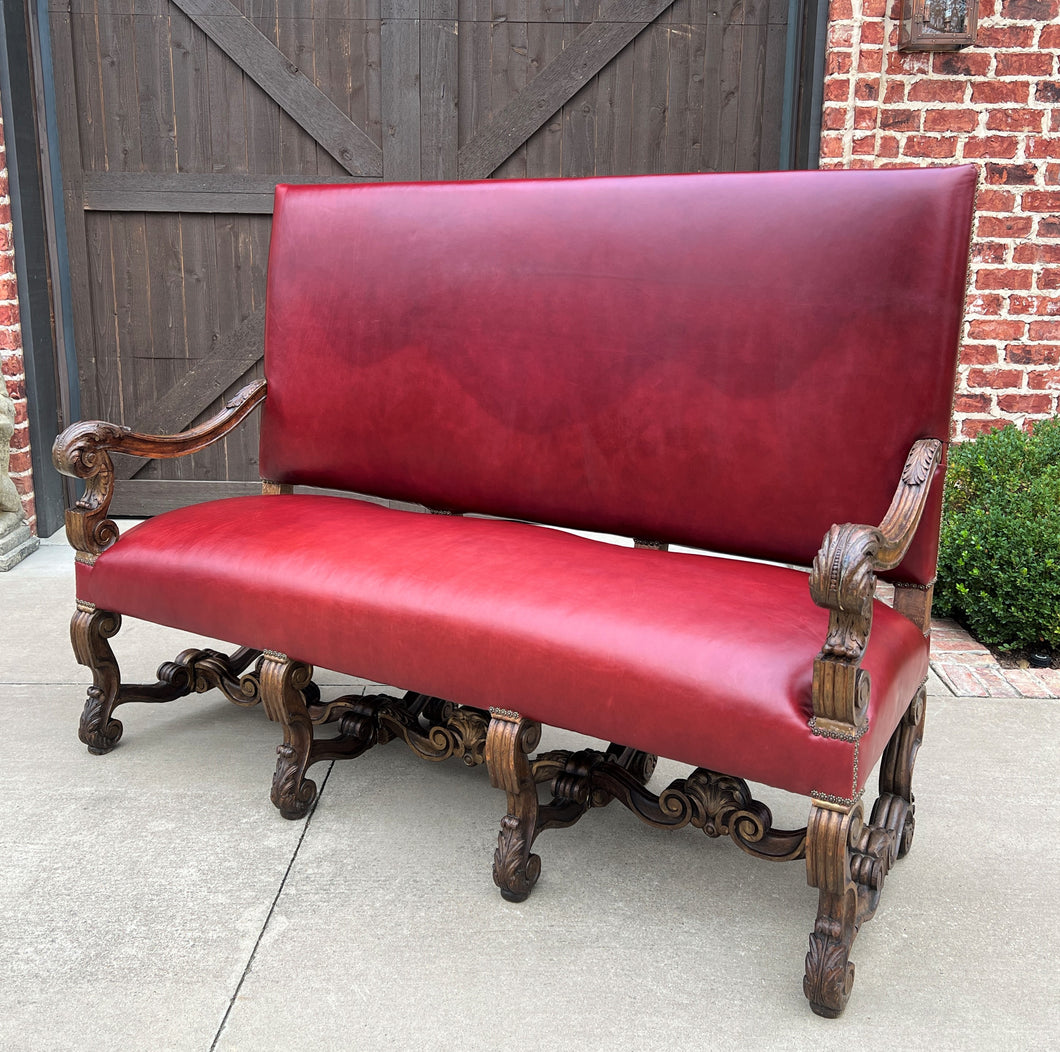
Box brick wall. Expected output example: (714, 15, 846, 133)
(0, 109, 34, 533)
(819, 0, 1060, 439)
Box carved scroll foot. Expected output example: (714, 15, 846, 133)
(485, 710, 542, 903)
(71, 606, 124, 754)
(804, 802, 862, 1017)
(804, 795, 902, 1017)
(259, 652, 318, 820)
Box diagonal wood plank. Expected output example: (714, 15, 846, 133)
(458, 0, 678, 179)
(170, 0, 383, 178)
(115, 308, 265, 480)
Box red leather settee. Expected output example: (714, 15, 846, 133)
(54, 167, 977, 1016)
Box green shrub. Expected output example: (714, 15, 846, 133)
(934, 415, 1060, 651)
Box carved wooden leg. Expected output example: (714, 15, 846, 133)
(259, 651, 319, 820)
(71, 603, 124, 754)
(872, 684, 926, 859)
(804, 800, 862, 1017)
(485, 709, 543, 902)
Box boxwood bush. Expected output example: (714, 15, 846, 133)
(934, 415, 1060, 652)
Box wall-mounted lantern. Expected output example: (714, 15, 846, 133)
(899, 0, 979, 51)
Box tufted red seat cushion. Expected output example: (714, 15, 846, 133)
(76, 495, 929, 803)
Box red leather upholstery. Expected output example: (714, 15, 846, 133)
(77, 497, 929, 802)
(261, 167, 976, 586)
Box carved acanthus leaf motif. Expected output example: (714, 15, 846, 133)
(901, 439, 942, 487)
(493, 813, 541, 900)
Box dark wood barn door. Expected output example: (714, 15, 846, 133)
(48, 0, 797, 515)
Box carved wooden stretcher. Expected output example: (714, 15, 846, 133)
(53, 167, 976, 1016)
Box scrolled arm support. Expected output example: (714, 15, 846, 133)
(53, 379, 267, 557)
(808, 439, 943, 731)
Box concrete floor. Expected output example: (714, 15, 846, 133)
(3, 533, 1059, 1051)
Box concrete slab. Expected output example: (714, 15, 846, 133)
(213, 700, 1060, 1052)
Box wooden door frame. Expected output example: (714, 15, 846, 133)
(22, 0, 827, 524)
(0, 0, 77, 536)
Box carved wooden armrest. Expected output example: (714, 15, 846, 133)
(808, 439, 943, 732)
(52, 379, 267, 558)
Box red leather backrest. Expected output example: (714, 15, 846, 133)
(261, 168, 976, 585)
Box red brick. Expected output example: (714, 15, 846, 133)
(5, 377, 24, 400)
(1026, 136, 1060, 159)
(846, 158, 875, 169)
(1027, 372, 1060, 391)
(821, 106, 848, 131)
(976, 25, 1036, 48)
(995, 52, 1054, 78)
(0, 303, 20, 327)
(6, 450, 30, 474)
(954, 393, 992, 413)
(882, 81, 906, 104)
(0, 277, 17, 300)
(827, 50, 853, 76)
(854, 106, 878, 130)
(1042, 24, 1060, 48)
(977, 215, 1033, 238)
(0, 354, 22, 377)
(12, 399, 26, 426)
(961, 417, 1007, 439)
(1006, 343, 1060, 365)
(0, 328, 21, 351)
(1037, 82, 1060, 105)
(933, 52, 993, 77)
(854, 77, 881, 101)
(1001, 0, 1059, 17)
(984, 162, 1039, 186)
(960, 343, 1002, 365)
(829, 22, 854, 47)
(0, 228, 11, 254)
(1014, 244, 1060, 264)
(876, 134, 900, 158)
(977, 189, 1017, 212)
(880, 108, 920, 131)
(819, 135, 844, 158)
(968, 367, 1023, 388)
(973, 241, 1008, 264)
(829, 0, 853, 16)
(968, 319, 1024, 340)
(1040, 219, 1060, 239)
(1042, 270, 1060, 290)
(901, 135, 958, 158)
(998, 393, 1053, 413)
(1009, 295, 1060, 316)
(859, 48, 884, 73)
(852, 134, 877, 156)
(908, 80, 966, 103)
(976, 267, 1033, 290)
(1046, 163, 1060, 184)
(987, 110, 1045, 134)
(924, 108, 979, 133)
(1022, 190, 1060, 211)
(1028, 320, 1060, 340)
(861, 20, 885, 45)
(961, 136, 1020, 159)
(11, 474, 34, 497)
(966, 293, 1005, 314)
(862, 0, 887, 15)
(971, 81, 1032, 106)
(824, 77, 851, 102)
